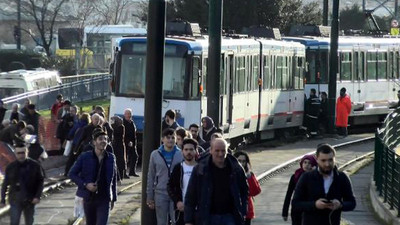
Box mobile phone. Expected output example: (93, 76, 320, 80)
(322, 199, 331, 203)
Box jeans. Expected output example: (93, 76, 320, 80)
(10, 201, 35, 225)
(210, 214, 236, 225)
(83, 198, 110, 225)
(154, 193, 175, 225)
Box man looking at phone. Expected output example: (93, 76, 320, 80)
(69, 129, 117, 225)
(292, 144, 356, 225)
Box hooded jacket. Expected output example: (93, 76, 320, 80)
(336, 95, 351, 127)
(146, 145, 183, 200)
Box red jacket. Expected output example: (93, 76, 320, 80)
(336, 95, 351, 127)
(246, 172, 262, 219)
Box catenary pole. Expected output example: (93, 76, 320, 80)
(207, 0, 223, 127)
(328, 0, 339, 134)
(140, 0, 166, 224)
(323, 0, 329, 26)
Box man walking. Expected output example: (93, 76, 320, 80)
(188, 123, 205, 146)
(336, 88, 351, 137)
(123, 108, 139, 177)
(0, 143, 44, 225)
(168, 138, 198, 225)
(184, 138, 248, 225)
(292, 143, 356, 225)
(69, 130, 118, 225)
(147, 128, 183, 225)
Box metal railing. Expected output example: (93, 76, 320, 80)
(1, 73, 111, 111)
(60, 73, 110, 83)
(374, 107, 400, 217)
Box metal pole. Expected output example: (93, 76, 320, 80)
(363, 0, 366, 12)
(141, 0, 165, 223)
(17, 0, 21, 50)
(207, 0, 223, 127)
(323, 0, 329, 26)
(395, 0, 399, 19)
(328, 0, 339, 134)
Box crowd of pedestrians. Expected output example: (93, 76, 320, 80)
(0, 99, 359, 225)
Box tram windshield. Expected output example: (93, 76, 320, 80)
(118, 42, 188, 99)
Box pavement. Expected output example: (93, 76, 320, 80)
(0, 133, 378, 224)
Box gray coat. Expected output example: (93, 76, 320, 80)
(146, 146, 183, 201)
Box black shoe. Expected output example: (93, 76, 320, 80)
(130, 173, 140, 177)
(123, 174, 130, 179)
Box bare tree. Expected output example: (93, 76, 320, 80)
(17, 0, 68, 56)
(95, 0, 133, 25)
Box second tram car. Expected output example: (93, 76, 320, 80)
(285, 36, 400, 125)
(110, 36, 306, 142)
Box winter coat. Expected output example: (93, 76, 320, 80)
(1, 159, 44, 204)
(167, 162, 184, 205)
(123, 118, 137, 152)
(111, 117, 126, 172)
(246, 172, 261, 219)
(69, 150, 117, 202)
(291, 168, 356, 225)
(146, 146, 183, 200)
(335, 95, 351, 127)
(184, 154, 248, 225)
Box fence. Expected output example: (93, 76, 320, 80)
(1, 73, 111, 152)
(2, 73, 111, 111)
(374, 107, 400, 217)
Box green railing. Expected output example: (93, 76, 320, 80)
(374, 107, 400, 217)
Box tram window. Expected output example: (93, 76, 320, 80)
(263, 55, 270, 90)
(319, 51, 329, 83)
(282, 56, 289, 89)
(377, 52, 387, 80)
(276, 56, 283, 89)
(191, 57, 200, 98)
(367, 52, 377, 80)
(119, 55, 146, 95)
(220, 55, 225, 95)
(203, 58, 208, 95)
(354, 52, 365, 81)
(306, 51, 317, 83)
(236, 56, 246, 92)
(396, 51, 400, 79)
(340, 52, 352, 81)
(253, 55, 259, 91)
(247, 56, 251, 91)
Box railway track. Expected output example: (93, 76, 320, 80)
(0, 135, 376, 224)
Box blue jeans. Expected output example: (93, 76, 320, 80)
(83, 198, 111, 225)
(210, 214, 236, 225)
(154, 193, 175, 225)
(10, 201, 35, 225)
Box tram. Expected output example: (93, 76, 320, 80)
(285, 36, 400, 125)
(109, 36, 306, 142)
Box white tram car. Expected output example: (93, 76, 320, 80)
(109, 36, 306, 142)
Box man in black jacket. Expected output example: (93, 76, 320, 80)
(292, 144, 356, 225)
(0, 143, 44, 225)
(168, 138, 198, 225)
(123, 108, 139, 177)
(184, 138, 248, 225)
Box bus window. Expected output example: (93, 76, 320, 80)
(340, 52, 352, 81)
(263, 55, 270, 90)
(367, 52, 377, 80)
(377, 52, 387, 80)
(119, 55, 146, 95)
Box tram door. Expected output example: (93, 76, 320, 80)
(354, 50, 364, 103)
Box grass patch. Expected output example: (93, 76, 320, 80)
(39, 97, 110, 119)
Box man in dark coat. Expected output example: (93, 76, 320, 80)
(111, 116, 127, 180)
(0, 143, 44, 225)
(0, 100, 7, 126)
(161, 109, 180, 132)
(304, 88, 320, 137)
(184, 138, 248, 225)
(292, 144, 356, 225)
(0, 121, 26, 146)
(23, 104, 44, 144)
(123, 108, 139, 177)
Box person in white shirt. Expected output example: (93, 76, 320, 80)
(168, 138, 198, 225)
